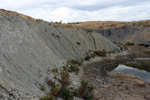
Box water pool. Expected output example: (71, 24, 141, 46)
(110, 64, 150, 82)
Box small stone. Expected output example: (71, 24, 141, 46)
(73, 97, 83, 100)
(57, 98, 63, 100)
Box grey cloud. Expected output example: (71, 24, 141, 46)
(69, 0, 150, 11)
(0, 0, 149, 22)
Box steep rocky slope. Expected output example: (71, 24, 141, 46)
(0, 10, 119, 99)
(95, 22, 150, 44)
(53, 20, 150, 44)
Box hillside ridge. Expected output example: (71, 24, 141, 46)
(0, 9, 119, 99)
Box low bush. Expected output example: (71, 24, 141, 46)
(68, 65, 80, 74)
(108, 51, 115, 54)
(60, 71, 70, 86)
(39, 95, 54, 100)
(93, 49, 107, 57)
(40, 84, 46, 91)
(85, 55, 91, 61)
(125, 60, 150, 72)
(62, 65, 69, 71)
(144, 44, 149, 47)
(59, 86, 72, 100)
(50, 84, 60, 96)
(139, 43, 149, 47)
(139, 43, 145, 46)
(90, 54, 96, 58)
(40, 80, 94, 100)
(68, 59, 83, 66)
(126, 42, 135, 45)
(52, 68, 58, 74)
(46, 78, 55, 86)
(78, 81, 94, 100)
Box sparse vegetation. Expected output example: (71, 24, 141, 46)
(126, 42, 135, 45)
(60, 71, 70, 86)
(68, 65, 80, 74)
(93, 49, 107, 57)
(68, 59, 84, 66)
(105, 65, 118, 71)
(144, 44, 149, 47)
(108, 51, 115, 54)
(62, 65, 69, 71)
(59, 86, 72, 100)
(76, 42, 81, 45)
(39, 49, 115, 99)
(39, 95, 54, 100)
(52, 68, 58, 74)
(40, 62, 94, 100)
(50, 84, 60, 96)
(40, 84, 46, 91)
(125, 60, 150, 72)
(90, 53, 96, 58)
(139, 43, 149, 47)
(85, 55, 91, 61)
(78, 80, 94, 100)
(46, 78, 55, 86)
(139, 43, 145, 46)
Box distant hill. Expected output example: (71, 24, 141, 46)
(52, 20, 150, 44)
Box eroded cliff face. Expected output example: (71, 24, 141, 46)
(50, 19, 150, 44)
(93, 21, 150, 44)
(0, 11, 119, 99)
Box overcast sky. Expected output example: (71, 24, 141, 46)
(0, 0, 150, 23)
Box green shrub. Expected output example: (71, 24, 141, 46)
(39, 95, 54, 100)
(85, 55, 91, 61)
(78, 81, 94, 100)
(62, 65, 69, 71)
(40, 84, 46, 91)
(125, 60, 150, 72)
(50, 84, 60, 96)
(108, 51, 115, 54)
(73, 89, 79, 97)
(102, 49, 107, 56)
(120, 47, 123, 51)
(52, 68, 58, 74)
(60, 86, 72, 100)
(93, 51, 99, 56)
(46, 78, 55, 86)
(68, 59, 83, 66)
(60, 71, 70, 86)
(68, 65, 80, 74)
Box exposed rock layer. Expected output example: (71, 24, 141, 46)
(94, 23, 150, 44)
(0, 10, 119, 99)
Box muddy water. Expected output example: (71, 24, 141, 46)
(110, 64, 150, 82)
